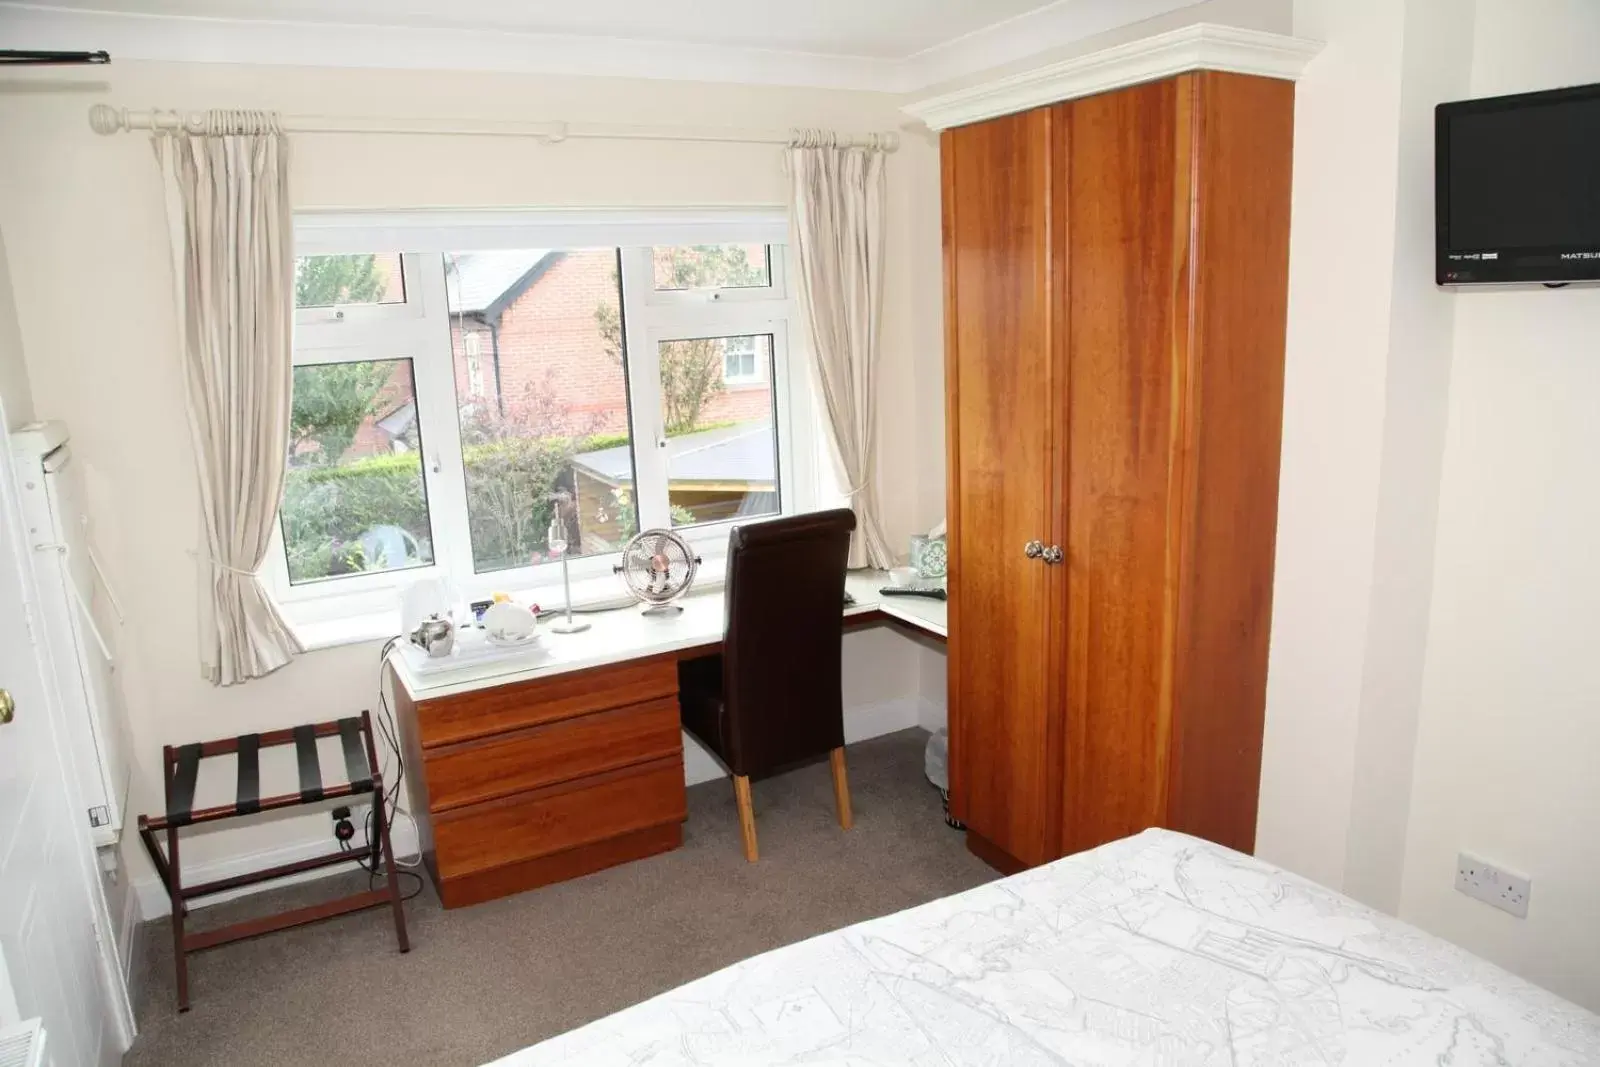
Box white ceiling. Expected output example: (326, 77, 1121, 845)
(0, 0, 1211, 92)
(8, 0, 1051, 58)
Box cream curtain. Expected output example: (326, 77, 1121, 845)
(155, 111, 303, 686)
(785, 130, 894, 570)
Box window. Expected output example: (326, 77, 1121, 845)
(294, 254, 407, 308)
(281, 358, 433, 583)
(445, 248, 641, 573)
(271, 223, 808, 611)
(720, 334, 762, 384)
(652, 244, 771, 291)
(658, 333, 778, 526)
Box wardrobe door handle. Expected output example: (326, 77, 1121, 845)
(1042, 545, 1063, 564)
(1023, 540, 1044, 559)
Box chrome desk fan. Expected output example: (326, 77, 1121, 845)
(614, 528, 701, 616)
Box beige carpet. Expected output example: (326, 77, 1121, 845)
(124, 728, 995, 1067)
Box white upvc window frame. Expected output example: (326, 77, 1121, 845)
(617, 248, 802, 562)
(266, 252, 459, 616)
(268, 211, 818, 627)
(639, 241, 786, 308)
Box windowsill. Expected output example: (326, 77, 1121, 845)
(290, 556, 731, 653)
(293, 610, 408, 652)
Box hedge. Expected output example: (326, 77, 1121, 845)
(283, 433, 643, 582)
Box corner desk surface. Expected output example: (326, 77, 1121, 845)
(389, 570, 946, 702)
(385, 570, 946, 909)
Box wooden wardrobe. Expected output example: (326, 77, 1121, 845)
(942, 70, 1295, 872)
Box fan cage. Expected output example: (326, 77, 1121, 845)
(617, 528, 700, 607)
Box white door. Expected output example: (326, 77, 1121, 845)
(0, 414, 126, 1067)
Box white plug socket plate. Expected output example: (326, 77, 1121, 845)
(1455, 852, 1531, 918)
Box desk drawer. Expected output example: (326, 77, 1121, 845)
(423, 698, 682, 812)
(416, 658, 678, 748)
(432, 756, 686, 879)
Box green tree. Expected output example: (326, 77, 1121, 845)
(595, 246, 767, 435)
(655, 338, 728, 435)
(289, 258, 400, 466)
(651, 244, 766, 290)
(290, 362, 395, 463)
(295, 254, 386, 308)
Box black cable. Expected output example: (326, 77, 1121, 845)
(342, 829, 425, 902)
(341, 635, 425, 902)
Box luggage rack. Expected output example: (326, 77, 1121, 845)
(138, 710, 410, 1011)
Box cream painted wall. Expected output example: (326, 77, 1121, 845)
(1398, 0, 1600, 1010)
(1340, 0, 1470, 914)
(1256, 0, 1405, 890)
(0, 227, 34, 430)
(1262, 0, 1600, 1008)
(0, 63, 945, 906)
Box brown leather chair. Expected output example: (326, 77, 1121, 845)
(678, 508, 858, 862)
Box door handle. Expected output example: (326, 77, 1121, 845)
(1023, 540, 1044, 559)
(0, 688, 13, 725)
(1042, 545, 1064, 565)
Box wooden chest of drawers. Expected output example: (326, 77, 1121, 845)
(390, 656, 687, 909)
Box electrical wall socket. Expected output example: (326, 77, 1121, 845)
(1455, 852, 1531, 918)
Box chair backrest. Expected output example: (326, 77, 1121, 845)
(721, 508, 857, 777)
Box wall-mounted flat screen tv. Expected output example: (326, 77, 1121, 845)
(1437, 82, 1600, 285)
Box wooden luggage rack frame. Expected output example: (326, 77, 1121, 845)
(138, 710, 410, 1011)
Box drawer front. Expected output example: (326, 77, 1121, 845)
(432, 756, 686, 879)
(416, 657, 678, 748)
(424, 697, 682, 813)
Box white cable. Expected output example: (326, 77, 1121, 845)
(391, 810, 424, 869)
(375, 642, 424, 867)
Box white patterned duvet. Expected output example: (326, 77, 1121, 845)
(493, 828, 1600, 1066)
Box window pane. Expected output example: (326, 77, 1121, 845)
(657, 334, 779, 527)
(446, 249, 640, 572)
(281, 359, 433, 583)
(652, 244, 770, 291)
(294, 254, 406, 308)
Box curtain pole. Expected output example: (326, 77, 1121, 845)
(87, 105, 900, 152)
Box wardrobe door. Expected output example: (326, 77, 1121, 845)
(1164, 71, 1293, 853)
(942, 106, 1062, 868)
(1057, 78, 1189, 856)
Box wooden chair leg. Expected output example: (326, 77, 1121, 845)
(732, 775, 758, 863)
(830, 747, 853, 831)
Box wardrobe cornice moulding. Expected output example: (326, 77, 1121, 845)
(903, 23, 1323, 131)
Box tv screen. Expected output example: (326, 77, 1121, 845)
(1436, 82, 1600, 285)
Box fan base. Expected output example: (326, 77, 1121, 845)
(641, 603, 684, 617)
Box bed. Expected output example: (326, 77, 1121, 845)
(493, 828, 1600, 1065)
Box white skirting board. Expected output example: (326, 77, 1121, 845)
(132, 697, 940, 921)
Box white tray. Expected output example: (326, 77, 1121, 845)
(396, 627, 548, 676)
